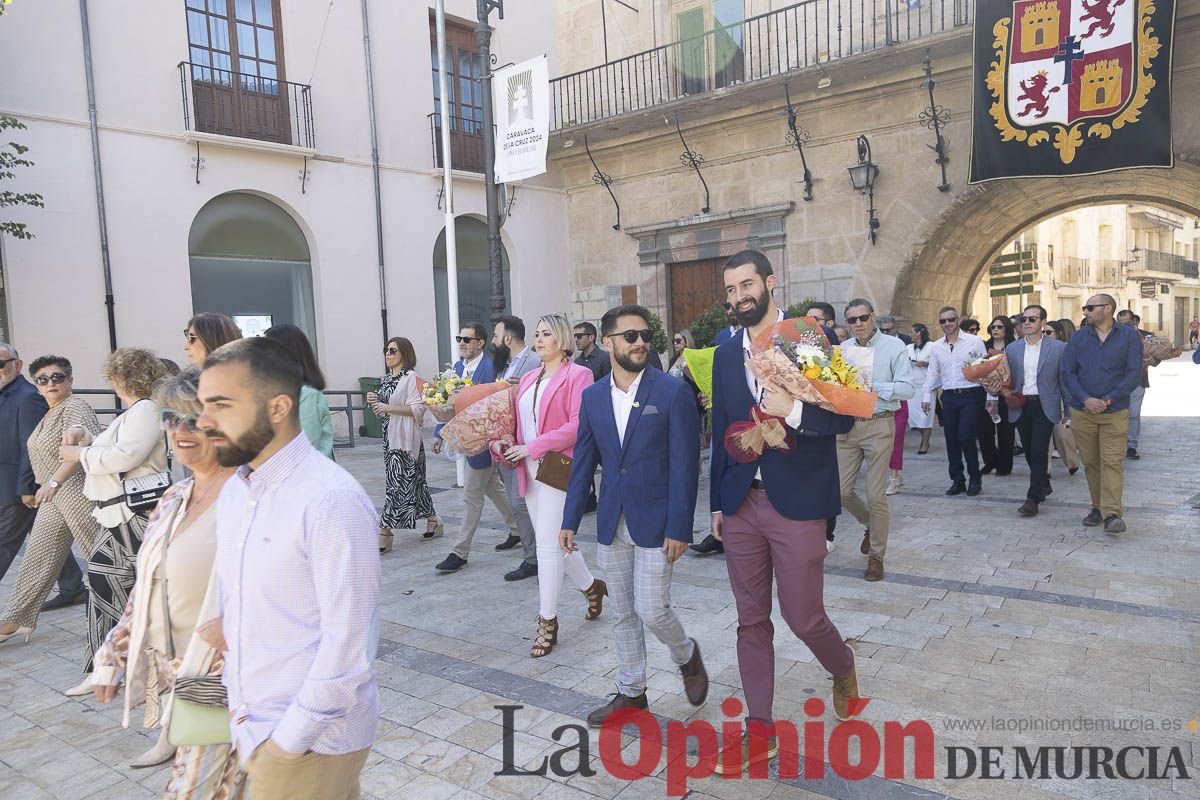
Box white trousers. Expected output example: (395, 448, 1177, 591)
(524, 460, 594, 619)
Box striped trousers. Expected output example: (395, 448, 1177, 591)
(84, 515, 147, 673)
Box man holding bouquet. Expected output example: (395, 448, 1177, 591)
(560, 304, 709, 728)
(709, 249, 862, 773)
(837, 300, 915, 582)
(988, 305, 1067, 517)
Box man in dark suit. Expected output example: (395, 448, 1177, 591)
(0, 343, 85, 605)
(989, 306, 1068, 517)
(561, 304, 709, 727)
(433, 324, 525, 573)
(709, 251, 863, 774)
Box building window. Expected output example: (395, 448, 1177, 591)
(185, 0, 292, 144)
(430, 16, 486, 173)
(672, 0, 744, 95)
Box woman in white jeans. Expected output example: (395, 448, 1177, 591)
(493, 314, 606, 658)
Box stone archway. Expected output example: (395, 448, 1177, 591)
(893, 163, 1200, 324)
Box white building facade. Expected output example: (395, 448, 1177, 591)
(0, 0, 568, 391)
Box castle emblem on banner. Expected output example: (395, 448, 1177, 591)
(984, 0, 1162, 164)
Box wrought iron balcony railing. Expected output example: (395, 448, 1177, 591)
(551, 0, 971, 130)
(427, 112, 487, 174)
(1056, 256, 1090, 287)
(178, 62, 315, 149)
(1131, 249, 1200, 279)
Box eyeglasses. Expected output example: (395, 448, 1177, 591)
(673, 337, 684, 344)
(610, 329, 653, 344)
(384, 347, 399, 355)
(34, 372, 68, 386)
(183, 331, 198, 344)
(845, 314, 872, 324)
(160, 408, 201, 433)
(1042, 328, 1055, 335)
(939, 316, 958, 325)
(1018, 316, 1042, 324)
(0, 358, 17, 369)
(1081, 303, 1111, 312)
(573, 333, 591, 340)
(990, 324, 1006, 330)
(454, 336, 481, 343)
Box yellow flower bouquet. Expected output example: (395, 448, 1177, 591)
(420, 366, 473, 423)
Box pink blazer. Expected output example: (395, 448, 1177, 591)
(498, 361, 594, 496)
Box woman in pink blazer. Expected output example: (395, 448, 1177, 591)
(492, 314, 606, 658)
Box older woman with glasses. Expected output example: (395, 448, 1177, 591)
(494, 314, 606, 658)
(0, 356, 101, 646)
(368, 337, 443, 553)
(91, 368, 247, 791)
(59, 348, 168, 696)
(181, 313, 241, 367)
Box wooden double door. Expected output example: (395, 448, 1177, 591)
(669, 257, 726, 332)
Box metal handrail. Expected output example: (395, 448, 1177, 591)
(427, 111, 487, 173)
(178, 61, 316, 149)
(1133, 249, 1200, 278)
(551, 0, 971, 130)
(72, 388, 373, 450)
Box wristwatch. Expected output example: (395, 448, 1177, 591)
(47, 479, 61, 490)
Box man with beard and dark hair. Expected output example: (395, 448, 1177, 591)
(708, 249, 862, 773)
(489, 316, 539, 578)
(561, 304, 709, 728)
(197, 337, 380, 798)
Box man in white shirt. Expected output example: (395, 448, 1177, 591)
(921, 306, 988, 496)
(989, 305, 1068, 516)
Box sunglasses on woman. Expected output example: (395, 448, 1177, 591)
(183, 330, 198, 344)
(384, 347, 399, 355)
(34, 372, 69, 386)
(611, 329, 653, 344)
(673, 337, 684, 344)
(1042, 328, 1055, 335)
(160, 408, 202, 433)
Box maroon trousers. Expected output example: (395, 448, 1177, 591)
(722, 488, 853, 723)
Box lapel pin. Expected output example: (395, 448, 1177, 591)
(633, 401, 641, 408)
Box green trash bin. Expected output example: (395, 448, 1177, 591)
(358, 376, 384, 439)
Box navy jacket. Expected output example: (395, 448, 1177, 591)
(709, 329, 853, 521)
(562, 368, 700, 547)
(1060, 323, 1144, 412)
(0, 375, 49, 505)
(435, 356, 497, 469)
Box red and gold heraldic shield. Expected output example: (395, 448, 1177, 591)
(969, 0, 1176, 182)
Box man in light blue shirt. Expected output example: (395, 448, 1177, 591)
(198, 337, 379, 800)
(836, 299, 915, 582)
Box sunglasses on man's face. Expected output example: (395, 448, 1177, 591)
(455, 336, 481, 343)
(0, 358, 17, 369)
(845, 314, 872, 325)
(1081, 303, 1110, 312)
(610, 329, 653, 344)
(160, 408, 201, 433)
(34, 372, 69, 386)
(1018, 316, 1042, 324)
(939, 316, 958, 325)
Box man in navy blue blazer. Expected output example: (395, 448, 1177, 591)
(708, 251, 863, 773)
(561, 304, 709, 727)
(433, 324, 525, 573)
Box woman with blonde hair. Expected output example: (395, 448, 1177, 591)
(59, 347, 167, 695)
(92, 368, 246, 791)
(493, 314, 606, 658)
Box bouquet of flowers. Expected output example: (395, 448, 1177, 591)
(441, 382, 516, 456)
(1143, 335, 1181, 363)
(420, 366, 472, 423)
(961, 353, 1024, 407)
(726, 318, 878, 462)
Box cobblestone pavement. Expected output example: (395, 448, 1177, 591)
(1, 356, 1198, 800)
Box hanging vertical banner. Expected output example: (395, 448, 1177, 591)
(969, 0, 1176, 183)
(493, 55, 549, 182)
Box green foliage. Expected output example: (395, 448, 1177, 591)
(785, 298, 819, 319)
(644, 308, 670, 354)
(0, 116, 44, 241)
(688, 302, 731, 348)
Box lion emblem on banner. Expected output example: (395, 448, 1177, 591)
(985, 0, 1163, 163)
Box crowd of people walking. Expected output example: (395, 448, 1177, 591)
(0, 247, 1167, 798)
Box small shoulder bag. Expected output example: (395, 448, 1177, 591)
(531, 367, 573, 492)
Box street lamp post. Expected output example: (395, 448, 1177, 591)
(476, 0, 506, 320)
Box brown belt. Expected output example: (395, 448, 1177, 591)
(868, 410, 896, 419)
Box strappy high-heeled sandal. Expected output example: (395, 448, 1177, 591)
(582, 578, 607, 621)
(530, 615, 558, 658)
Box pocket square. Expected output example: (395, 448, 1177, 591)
(642, 405, 660, 415)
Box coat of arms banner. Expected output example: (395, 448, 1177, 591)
(969, 0, 1176, 183)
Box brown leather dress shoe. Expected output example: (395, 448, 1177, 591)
(1018, 499, 1039, 516)
(864, 557, 884, 582)
(859, 530, 870, 556)
(587, 691, 649, 728)
(832, 645, 862, 721)
(679, 638, 708, 706)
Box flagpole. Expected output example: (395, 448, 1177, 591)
(435, 0, 467, 487)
